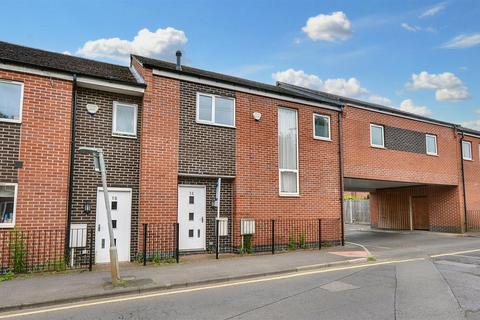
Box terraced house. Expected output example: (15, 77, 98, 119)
(0, 41, 478, 268)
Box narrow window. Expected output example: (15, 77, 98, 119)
(426, 134, 438, 156)
(462, 141, 472, 160)
(370, 124, 385, 148)
(196, 93, 235, 127)
(278, 107, 299, 195)
(313, 114, 331, 140)
(0, 80, 23, 122)
(0, 183, 17, 227)
(112, 102, 138, 136)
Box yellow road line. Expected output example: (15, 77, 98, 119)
(430, 248, 480, 258)
(0, 257, 424, 319)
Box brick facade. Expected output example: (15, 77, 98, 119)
(71, 87, 142, 259)
(0, 122, 20, 184)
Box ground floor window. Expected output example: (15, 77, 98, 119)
(0, 183, 17, 227)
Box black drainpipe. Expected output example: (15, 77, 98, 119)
(459, 128, 468, 232)
(65, 74, 78, 255)
(338, 106, 345, 246)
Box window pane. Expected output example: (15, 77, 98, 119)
(0, 185, 15, 224)
(198, 95, 212, 121)
(215, 97, 234, 126)
(314, 115, 330, 138)
(278, 108, 298, 170)
(463, 142, 472, 159)
(115, 104, 135, 134)
(0, 82, 22, 120)
(371, 126, 384, 146)
(426, 136, 437, 154)
(280, 171, 298, 194)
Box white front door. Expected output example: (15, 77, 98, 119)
(178, 185, 206, 251)
(95, 189, 132, 263)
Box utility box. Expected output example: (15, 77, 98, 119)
(69, 224, 87, 248)
(241, 219, 255, 235)
(217, 217, 229, 236)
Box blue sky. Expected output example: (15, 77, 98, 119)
(1, 0, 479, 128)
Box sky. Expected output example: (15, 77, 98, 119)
(1, 0, 479, 129)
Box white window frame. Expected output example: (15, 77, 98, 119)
(370, 124, 385, 148)
(462, 140, 473, 161)
(278, 107, 300, 197)
(0, 79, 24, 124)
(313, 114, 331, 141)
(112, 101, 138, 137)
(425, 134, 438, 156)
(195, 92, 236, 128)
(0, 183, 18, 228)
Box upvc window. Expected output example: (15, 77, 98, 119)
(0, 183, 17, 227)
(0, 80, 23, 123)
(112, 102, 138, 136)
(196, 93, 235, 127)
(462, 141, 472, 160)
(426, 134, 438, 156)
(278, 107, 299, 196)
(313, 114, 331, 141)
(370, 124, 385, 148)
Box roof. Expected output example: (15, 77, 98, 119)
(0, 41, 142, 86)
(133, 54, 342, 107)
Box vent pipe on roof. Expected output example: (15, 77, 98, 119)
(176, 50, 182, 71)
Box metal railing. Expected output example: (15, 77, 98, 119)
(140, 223, 179, 265)
(0, 227, 93, 274)
(467, 210, 480, 231)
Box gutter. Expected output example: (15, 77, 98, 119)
(65, 74, 77, 253)
(338, 106, 345, 246)
(458, 128, 468, 232)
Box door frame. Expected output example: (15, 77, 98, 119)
(95, 187, 132, 263)
(177, 184, 207, 251)
(410, 195, 429, 231)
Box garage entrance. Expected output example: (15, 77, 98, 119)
(412, 196, 429, 230)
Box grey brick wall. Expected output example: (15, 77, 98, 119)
(0, 122, 20, 183)
(178, 176, 233, 251)
(385, 126, 426, 154)
(71, 87, 142, 260)
(179, 81, 236, 176)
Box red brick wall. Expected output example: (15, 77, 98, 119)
(463, 136, 480, 211)
(343, 106, 460, 185)
(0, 70, 72, 231)
(137, 68, 180, 224)
(234, 93, 342, 244)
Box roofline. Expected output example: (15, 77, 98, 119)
(0, 57, 146, 88)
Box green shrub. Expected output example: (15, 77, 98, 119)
(9, 228, 27, 273)
(241, 234, 253, 254)
(299, 233, 306, 249)
(0, 271, 14, 282)
(288, 235, 296, 251)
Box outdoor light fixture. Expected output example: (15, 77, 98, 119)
(253, 112, 262, 121)
(78, 146, 120, 285)
(86, 104, 99, 115)
(83, 200, 92, 215)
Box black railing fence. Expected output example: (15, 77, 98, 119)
(467, 210, 480, 231)
(0, 226, 93, 274)
(140, 223, 179, 265)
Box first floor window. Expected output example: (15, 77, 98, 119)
(112, 102, 138, 136)
(0, 184, 17, 226)
(463, 141, 472, 160)
(278, 107, 298, 195)
(370, 124, 385, 148)
(313, 114, 331, 140)
(0, 80, 23, 122)
(426, 134, 438, 155)
(196, 93, 235, 127)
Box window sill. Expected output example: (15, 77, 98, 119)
(313, 136, 332, 142)
(463, 158, 474, 162)
(112, 133, 137, 139)
(196, 120, 236, 129)
(426, 153, 439, 157)
(0, 118, 21, 124)
(279, 193, 300, 197)
(371, 145, 386, 149)
(0, 223, 15, 228)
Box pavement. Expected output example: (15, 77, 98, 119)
(2, 225, 480, 319)
(0, 245, 366, 312)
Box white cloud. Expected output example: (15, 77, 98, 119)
(401, 23, 420, 32)
(441, 33, 480, 49)
(399, 99, 432, 116)
(76, 27, 187, 63)
(408, 71, 469, 101)
(62, 50, 72, 55)
(420, 2, 446, 18)
(462, 120, 480, 131)
(369, 95, 392, 106)
(272, 69, 323, 90)
(302, 11, 352, 42)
